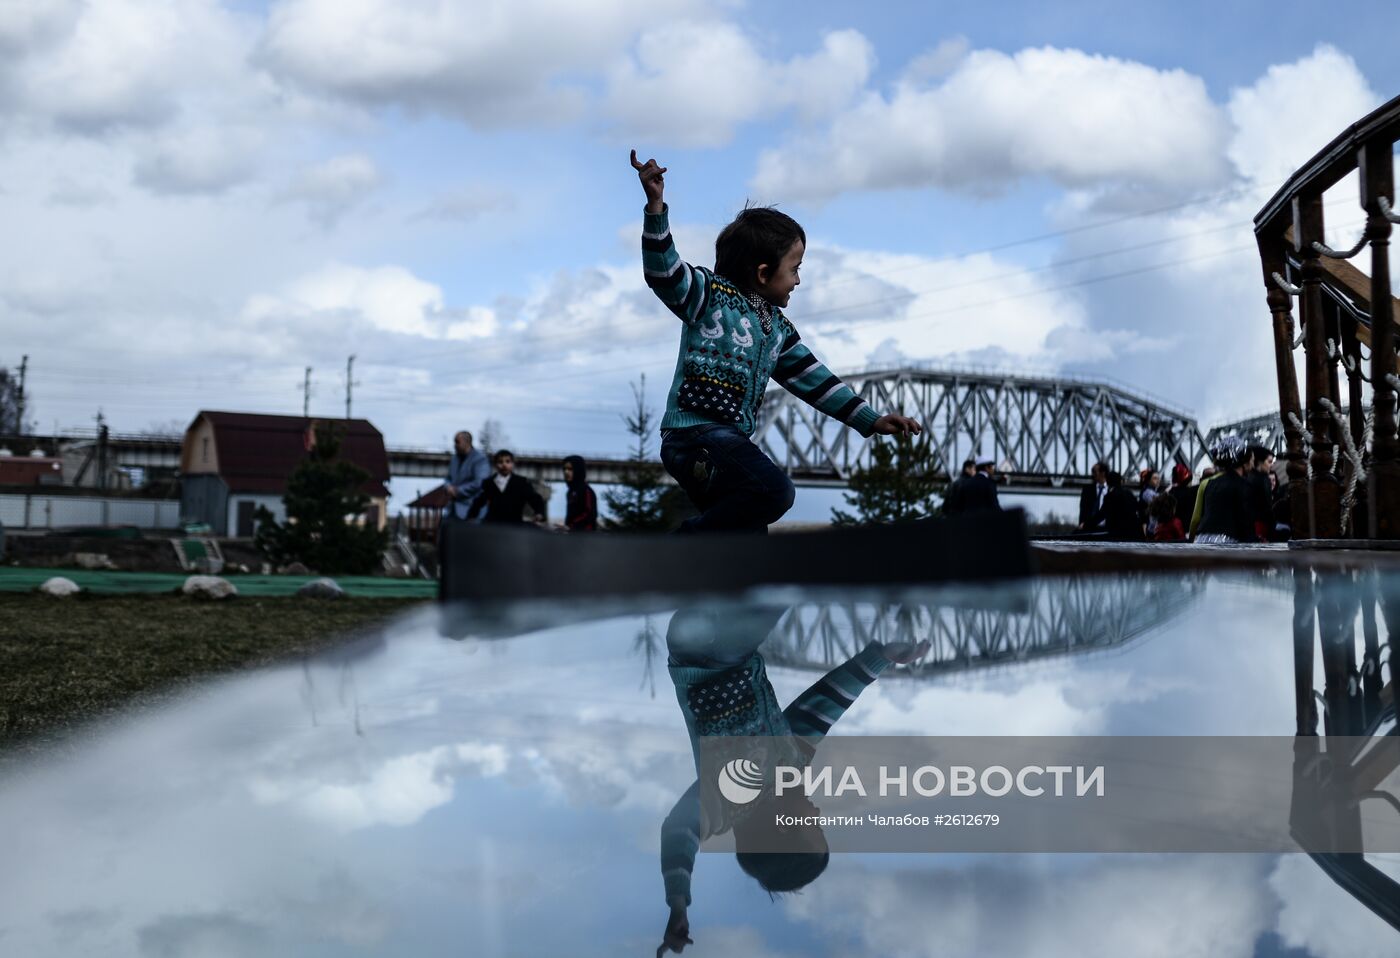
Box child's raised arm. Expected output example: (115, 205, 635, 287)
(632, 149, 709, 327)
(630, 149, 666, 214)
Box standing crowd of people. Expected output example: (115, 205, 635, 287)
(442, 430, 598, 532)
(1075, 437, 1287, 544)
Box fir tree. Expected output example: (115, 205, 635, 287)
(603, 375, 669, 531)
(255, 422, 389, 574)
(831, 432, 944, 526)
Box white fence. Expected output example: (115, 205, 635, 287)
(0, 494, 182, 531)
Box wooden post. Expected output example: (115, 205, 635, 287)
(1294, 193, 1341, 537)
(1361, 140, 1398, 537)
(1261, 237, 1309, 535)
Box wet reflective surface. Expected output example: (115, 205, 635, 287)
(0, 570, 1396, 956)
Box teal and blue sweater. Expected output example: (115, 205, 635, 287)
(661, 642, 893, 908)
(642, 206, 881, 438)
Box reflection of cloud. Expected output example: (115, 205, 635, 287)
(1269, 854, 1400, 957)
(788, 856, 1273, 958)
(137, 911, 270, 957)
(248, 742, 507, 831)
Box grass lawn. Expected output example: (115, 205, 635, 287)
(0, 593, 428, 757)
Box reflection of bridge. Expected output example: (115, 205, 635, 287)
(758, 574, 1205, 674)
(755, 367, 1270, 495)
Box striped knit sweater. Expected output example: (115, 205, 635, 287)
(661, 642, 893, 908)
(643, 205, 880, 438)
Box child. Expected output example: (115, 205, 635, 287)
(631, 150, 923, 533)
(467, 450, 547, 525)
(1149, 491, 1184, 541)
(561, 455, 597, 532)
(657, 604, 928, 954)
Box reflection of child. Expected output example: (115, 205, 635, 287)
(630, 150, 922, 534)
(657, 606, 927, 955)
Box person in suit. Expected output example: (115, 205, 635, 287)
(1078, 461, 1109, 532)
(468, 450, 547, 525)
(1102, 470, 1144, 541)
(960, 455, 1002, 513)
(941, 459, 977, 515)
(443, 430, 491, 523)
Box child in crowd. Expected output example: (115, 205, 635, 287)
(631, 150, 922, 533)
(1150, 492, 1184, 541)
(561, 455, 597, 532)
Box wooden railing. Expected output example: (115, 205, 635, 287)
(1255, 94, 1400, 539)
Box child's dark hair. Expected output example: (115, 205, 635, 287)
(1149, 492, 1177, 523)
(735, 850, 830, 895)
(714, 205, 805, 291)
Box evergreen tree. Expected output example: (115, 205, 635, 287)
(255, 422, 389, 574)
(604, 375, 669, 531)
(831, 432, 944, 526)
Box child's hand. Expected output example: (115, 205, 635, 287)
(880, 639, 930, 665)
(657, 905, 692, 955)
(631, 149, 667, 214)
(872, 414, 922, 437)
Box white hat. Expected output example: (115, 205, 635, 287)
(975, 454, 994, 467)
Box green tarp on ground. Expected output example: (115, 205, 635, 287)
(0, 567, 438, 598)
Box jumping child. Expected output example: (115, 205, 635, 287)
(631, 150, 923, 533)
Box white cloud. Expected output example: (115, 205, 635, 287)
(258, 0, 698, 127)
(1, 0, 256, 134)
(279, 153, 383, 227)
(606, 25, 874, 147)
(1270, 854, 1400, 957)
(248, 742, 508, 831)
(788, 856, 1274, 958)
(1227, 44, 1379, 187)
(752, 45, 1233, 202)
(243, 262, 448, 339)
(410, 185, 515, 224)
(132, 124, 266, 196)
(1047, 45, 1382, 420)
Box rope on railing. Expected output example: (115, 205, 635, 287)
(1321, 397, 1364, 531)
(1326, 338, 1339, 360)
(1379, 197, 1400, 225)
(1312, 233, 1370, 260)
(1287, 411, 1313, 481)
(1342, 354, 1373, 382)
(1272, 271, 1302, 296)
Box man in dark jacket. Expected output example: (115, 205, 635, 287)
(1102, 470, 1143, 541)
(1078, 461, 1109, 531)
(960, 455, 1002, 513)
(942, 459, 977, 515)
(468, 450, 547, 525)
(562, 455, 598, 532)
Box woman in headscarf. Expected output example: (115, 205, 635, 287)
(562, 455, 598, 532)
(1194, 436, 1257, 544)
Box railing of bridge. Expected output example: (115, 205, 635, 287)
(1255, 93, 1400, 539)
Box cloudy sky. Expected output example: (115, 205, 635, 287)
(4, 1, 1397, 492)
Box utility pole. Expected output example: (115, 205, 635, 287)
(95, 409, 108, 491)
(345, 354, 359, 420)
(300, 367, 314, 418)
(16, 355, 27, 434)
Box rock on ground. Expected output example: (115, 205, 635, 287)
(296, 578, 346, 599)
(39, 577, 81, 597)
(182, 575, 238, 600)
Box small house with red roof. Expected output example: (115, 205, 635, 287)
(179, 411, 391, 537)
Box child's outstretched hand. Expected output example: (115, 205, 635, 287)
(631, 149, 667, 214)
(657, 904, 692, 955)
(872, 414, 923, 437)
(880, 639, 931, 665)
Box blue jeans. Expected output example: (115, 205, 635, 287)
(660, 423, 796, 534)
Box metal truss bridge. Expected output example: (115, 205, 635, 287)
(1, 369, 1285, 494)
(755, 573, 1204, 676)
(754, 366, 1279, 495)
